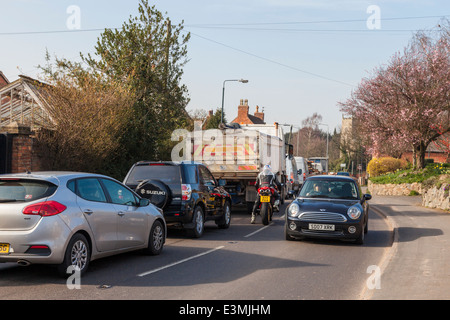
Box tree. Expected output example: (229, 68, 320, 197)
(204, 108, 226, 130)
(339, 24, 450, 168)
(37, 56, 134, 178)
(82, 0, 191, 165)
(296, 113, 324, 158)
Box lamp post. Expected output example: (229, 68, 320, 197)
(221, 79, 249, 124)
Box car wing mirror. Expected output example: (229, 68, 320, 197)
(139, 198, 150, 207)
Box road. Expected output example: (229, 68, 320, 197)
(0, 200, 392, 300)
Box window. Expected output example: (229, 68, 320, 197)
(126, 164, 181, 185)
(67, 180, 75, 193)
(0, 179, 57, 202)
(101, 179, 137, 206)
(199, 166, 215, 186)
(77, 178, 107, 203)
(182, 164, 198, 184)
(299, 180, 358, 199)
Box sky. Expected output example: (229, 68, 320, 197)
(1, 0, 449, 134)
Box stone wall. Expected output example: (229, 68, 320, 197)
(368, 180, 423, 196)
(368, 180, 450, 211)
(422, 185, 450, 211)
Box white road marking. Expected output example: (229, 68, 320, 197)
(244, 223, 273, 238)
(137, 246, 225, 277)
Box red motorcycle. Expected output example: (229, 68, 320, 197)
(257, 186, 276, 225)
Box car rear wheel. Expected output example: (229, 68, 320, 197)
(145, 220, 164, 255)
(216, 201, 231, 229)
(187, 206, 204, 238)
(57, 233, 90, 277)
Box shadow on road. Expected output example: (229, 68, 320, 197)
(396, 226, 443, 242)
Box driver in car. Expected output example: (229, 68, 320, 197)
(306, 182, 328, 197)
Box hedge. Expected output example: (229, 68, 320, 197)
(367, 157, 408, 177)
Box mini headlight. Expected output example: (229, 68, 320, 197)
(288, 203, 300, 217)
(347, 206, 362, 219)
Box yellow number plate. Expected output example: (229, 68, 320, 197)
(260, 196, 270, 203)
(0, 243, 10, 254)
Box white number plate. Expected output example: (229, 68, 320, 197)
(309, 223, 335, 231)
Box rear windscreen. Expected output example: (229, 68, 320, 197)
(0, 179, 57, 202)
(126, 165, 182, 185)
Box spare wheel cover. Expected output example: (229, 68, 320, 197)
(136, 180, 171, 209)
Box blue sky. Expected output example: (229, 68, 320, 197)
(1, 0, 449, 133)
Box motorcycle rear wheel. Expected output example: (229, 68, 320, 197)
(261, 203, 271, 225)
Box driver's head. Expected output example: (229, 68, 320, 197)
(314, 183, 325, 193)
(262, 165, 273, 175)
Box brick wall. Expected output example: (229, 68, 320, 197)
(401, 151, 449, 164)
(2, 123, 47, 173)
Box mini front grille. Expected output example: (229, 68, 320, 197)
(298, 212, 347, 223)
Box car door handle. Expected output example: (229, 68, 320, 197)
(83, 209, 93, 215)
(117, 211, 125, 216)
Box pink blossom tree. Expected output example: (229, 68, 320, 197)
(339, 25, 450, 168)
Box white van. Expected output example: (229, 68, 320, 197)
(285, 157, 300, 198)
(294, 156, 309, 186)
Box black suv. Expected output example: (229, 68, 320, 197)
(123, 161, 232, 238)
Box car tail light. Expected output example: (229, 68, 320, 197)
(181, 184, 192, 201)
(23, 201, 67, 217)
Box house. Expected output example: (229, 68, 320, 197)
(401, 135, 450, 164)
(0, 74, 53, 130)
(0, 73, 53, 173)
(231, 99, 265, 125)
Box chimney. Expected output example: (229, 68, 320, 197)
(254, 105, 264, 122)
(237, 98, 249, 119)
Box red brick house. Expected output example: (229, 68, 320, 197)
(231, 99, 265, 125)
(401, 134, 450, 164)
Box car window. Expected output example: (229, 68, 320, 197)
(299, 180, 358, 199)
(101, 178, 138, 206)
(77, 178, 107, 203)
(67, 180, 75, 193)
(125, 164, 181, 185)
(199, 166, 215, 186)
(0, 179, 57, 202)
(182, 164, 198, 184)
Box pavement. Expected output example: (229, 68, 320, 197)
(363, 194, 450, 300)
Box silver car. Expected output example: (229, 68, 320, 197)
(0, 171, 166, 276)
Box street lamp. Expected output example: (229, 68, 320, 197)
(221, 79, 249, 124)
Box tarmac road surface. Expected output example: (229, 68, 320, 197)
(0, 200, 393, 300)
